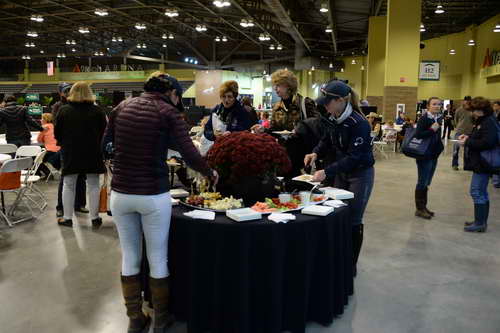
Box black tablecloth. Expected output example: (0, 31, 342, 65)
(166, 206, 353, 333)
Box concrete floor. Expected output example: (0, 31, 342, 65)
(1, 142, 499, 333)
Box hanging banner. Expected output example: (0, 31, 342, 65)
(47, 61, 54, 76)
(419, 61, 440, 81)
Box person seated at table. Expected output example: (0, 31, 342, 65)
(396, 112, 406, 125)
(103, 71, 218, 333)
(0, 95, 43, 147)
(304, 80, 375, 278)
(37, 113, 61, 177)
(261, 112, 270, 128)
(367, 112, 382, 140)
(199, 80, 252, 155)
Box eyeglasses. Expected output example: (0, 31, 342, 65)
(320, 88, 342, 100)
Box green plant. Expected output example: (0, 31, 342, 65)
(41, 96, 53, 106)
(16, 96, 25, 105)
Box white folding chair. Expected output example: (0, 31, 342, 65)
(20, 150, 48, 211)
(15, 145, 42, 159)
(0, 144, 18, 154)
(43, 160, 61, 182)
(0, 157, 35, 227)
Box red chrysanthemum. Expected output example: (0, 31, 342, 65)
(206, 132, 291, 184)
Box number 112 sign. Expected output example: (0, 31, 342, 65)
(419, 61, 440, 81)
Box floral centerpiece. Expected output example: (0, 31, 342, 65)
(206, 132, 291, 205)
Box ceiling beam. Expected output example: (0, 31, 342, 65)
(191, 0, 259, 44)
(328, 0, 338, 54)
(261, 0, 311, 53)
(232, 0, 283, 46)
(373, 0, 385, 16)
(220, 41, 246, 65)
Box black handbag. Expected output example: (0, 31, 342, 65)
(401, 126, 434, 159)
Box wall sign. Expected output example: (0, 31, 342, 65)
(419, 61, 440, 81)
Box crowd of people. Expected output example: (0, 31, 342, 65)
(0, 69, 498, 331)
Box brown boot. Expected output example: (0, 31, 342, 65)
(150, 277, 175, 333)
(423, 187, 435, 217)
(121, 275, 151, 333)
(415, 189, 432, 219)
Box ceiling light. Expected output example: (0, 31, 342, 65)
(27, 31, 38, 37)
(222, 36, 228, 42)
(449, 49, 456, 55)
(311, 66, 315, 71)
(435, 4, 445, 14)
(340, 68, 344, 72)
(25, 42, 35, 48)
(117, 36, 123, 42)
(112, 36, 117, 42)
(269, 44, 275, 50)
(136, 44, 141, 49)
(57, 53, 66, 58)
(277, 44, 283, 50)
(162, 33, 167, 39)
(66, 40, 71, 45)
(30, 15, 44, 22)
(94, 8, 109, 16)
(135, 23, 146, 30)
(329, 62, 333, 68)
(266, 75, 271, 82)
(78, 27, 90, 34)
(494, 24, 500, 33)
(40, 50, 44, 54)
(71, 40, 76, 45)
(99, 51, 104, 56)
(213, 0, 231, 7)
(168, 33, 174, 39)
(165, 8, 179, 17)
(163, 43, 167, 48)
(195, 24, 207, 32)
(142, 43, 146, 48)
(71, 48, 76, 52)
(194, 60, 199, 65)
(259, 34, 266, 41)
(185, 57, 189, 62)
(215, 36, 221, 42)
(351, 59, 356, 64)
(241, 19, 254, 28)
(94, 51, 99, 56)
(361, 65, 365, 70)
(325, 25, 333, 33)
(320, 3, 329, 13)
(420, 24, 426, 32)
(468, 39, 475, 46)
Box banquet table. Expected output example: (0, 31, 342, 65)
(161, 205, 354, 333)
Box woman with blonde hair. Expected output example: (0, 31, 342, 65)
(54, 81, 107, 227)
(200, 80, 251, 155)
(304, 80, 374, 277)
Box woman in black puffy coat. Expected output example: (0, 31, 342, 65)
(459, 97, 498, 232)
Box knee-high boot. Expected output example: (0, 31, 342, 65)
(352, 224, 364, 277)
(423, 187, 435, 216)
(121, 275, 151, 333)
(149, 277, 175, 333)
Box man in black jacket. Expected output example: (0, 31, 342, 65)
(52, 82, 89, 217)
(0, 95, 43, 147)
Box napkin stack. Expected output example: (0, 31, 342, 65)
(268, 213, 296, 223)
(323, 200, 347, 208)
(183, 210, 216, 220)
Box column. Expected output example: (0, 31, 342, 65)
(366, 16, 387, 112)
(460, 26, 477, 97)
(382, 0, 421, 120)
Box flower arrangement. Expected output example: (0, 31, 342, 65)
(206, 132, 291, 184)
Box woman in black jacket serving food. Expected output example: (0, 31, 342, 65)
(304, 80, 375, 277)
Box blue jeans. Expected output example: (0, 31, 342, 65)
(111, 191, 172, 279)
(416, 158, 438, 191)
(470, 173, 490, 204)
(452, 133, 461, 167)
(334, 167, 374, 226)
